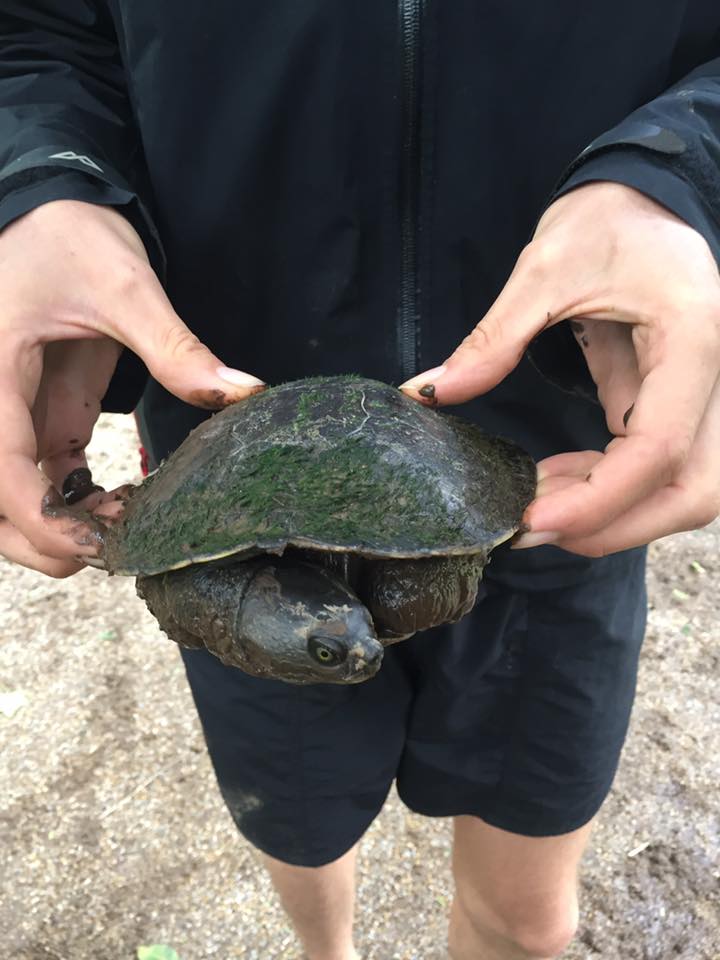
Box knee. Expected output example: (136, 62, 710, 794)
(452, 888, 579, 958)
(509, 915, 578, 958)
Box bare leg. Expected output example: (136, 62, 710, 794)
(262, 845, 360, 960)
(448, 817, 593, 960)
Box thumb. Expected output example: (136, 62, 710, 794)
(400, 253, 558, 406)
(108, 272, 265, 409)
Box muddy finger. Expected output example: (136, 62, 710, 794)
(0, 518, 85, 578)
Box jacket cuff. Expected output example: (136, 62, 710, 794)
(0, 152, 166, 280)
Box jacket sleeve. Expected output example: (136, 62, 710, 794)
(531, 57, 720, 401)
(0, 1, 164, 276)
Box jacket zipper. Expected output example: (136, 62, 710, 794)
(397, 0, 424, 382)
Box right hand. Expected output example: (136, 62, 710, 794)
(0, 200, 264, 577)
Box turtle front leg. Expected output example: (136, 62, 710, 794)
(136, 565, 256, 659)
(355, 554, 487, 640)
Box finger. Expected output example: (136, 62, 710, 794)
(524, 336, 720, 540)
(33, 340, 113, 471)
(400, 247, 563, 404)
(92, 499, 127, 522)
(102, 270, 266, 409)
(42, 450, 101, 506)
(91, 483, 134, 523)
(34, 341, 127, 508)
(0, 361, 105, 560)
(37, 406, 105, 509)
(553, 376, 720, 556)
(535, 450, 603, 484)
(512, 451, 602, 549)
(569, 319, 641, 435)
(553, 484, 694, 556)
(0, 519, 84, 577)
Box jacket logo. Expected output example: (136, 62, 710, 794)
(48, 151, 103, 173)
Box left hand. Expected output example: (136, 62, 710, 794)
(400, 182, 720, 557)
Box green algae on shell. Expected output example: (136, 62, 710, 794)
(102, 376, 537, 575)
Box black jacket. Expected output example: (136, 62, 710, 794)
(1, 1, 720, 467)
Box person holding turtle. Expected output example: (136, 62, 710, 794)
(1, 4, 719, 959)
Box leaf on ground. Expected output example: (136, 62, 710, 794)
(671, 588, 689, 602)
(137, 946, 181, 960)
(690, 560, 706, 575)
(0, 690, 29, 718)
(100, 628, 118, 640)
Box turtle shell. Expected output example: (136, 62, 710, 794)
(103, 376, 536, 575)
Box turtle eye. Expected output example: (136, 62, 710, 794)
(308, 635, 347, 667)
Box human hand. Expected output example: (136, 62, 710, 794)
(0, 200, 264, 577)
(400, 182, 720, 556)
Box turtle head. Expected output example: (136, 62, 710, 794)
(237, 560, 383, 684)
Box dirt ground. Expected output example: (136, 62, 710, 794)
(1, 414, 718, 960)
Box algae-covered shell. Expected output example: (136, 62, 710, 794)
(103, 376, 536, 576)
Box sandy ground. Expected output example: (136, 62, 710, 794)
(0, 414, 718, 960)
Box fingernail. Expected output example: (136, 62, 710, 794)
(510, 531, 559, 550)
(399, 366, 447, 391)
(217, 367, 266, 387)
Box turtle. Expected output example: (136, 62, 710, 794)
(100, 376, 536, 685)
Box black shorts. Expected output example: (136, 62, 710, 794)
(179, 543, 647, 867)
